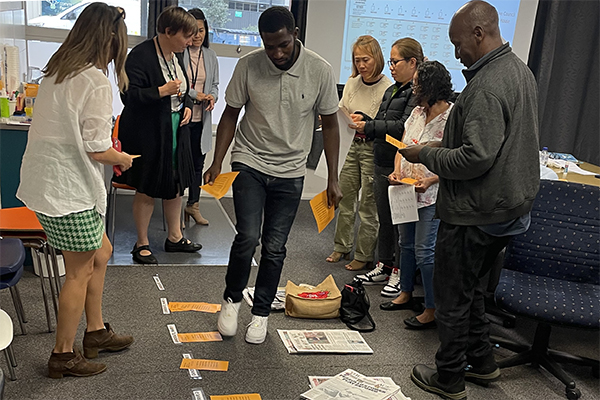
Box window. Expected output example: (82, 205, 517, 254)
(26, 0, 143, 36)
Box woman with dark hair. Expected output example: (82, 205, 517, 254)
(380, 61, 454, 330)
(182, 8, 219, 225)
(18, 2, 134, 377)
(115, 6, 202, 264)
(352, 37, 423, 297)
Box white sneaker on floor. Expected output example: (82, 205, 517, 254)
(217, 298, 241, 336)
(354, 262, 390, 285)
(245, 315, 268, 344)
(381, 267, 401, 297)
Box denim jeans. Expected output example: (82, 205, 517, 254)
(224, 162, 304, 316)
(397, 204, 439, 309)
(187, 121, 206, 205)
(433, 221, 511, 377)
(373, 164, 400, 270)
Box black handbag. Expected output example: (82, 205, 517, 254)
(339, 280, 375, 332)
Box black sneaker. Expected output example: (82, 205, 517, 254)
(465, 353, 500, 386)
(411, 365, 466, 400)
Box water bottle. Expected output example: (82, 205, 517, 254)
(540, 146, 549, 167)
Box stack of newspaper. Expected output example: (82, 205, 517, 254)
(301, 369, 408, 400)
(242, 287, 286, 310)
(277, 329, 373, 354)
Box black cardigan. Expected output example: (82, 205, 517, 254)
(114, 38, 193, 199)
(361, 82, 415, 168)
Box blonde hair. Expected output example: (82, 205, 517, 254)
(43, 2, 128, 91)
(392, 37, 424, 66)
(157, 6, 198, 36)
(351, 35, 385, 81)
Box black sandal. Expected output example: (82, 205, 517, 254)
(164, 237, 202, 253)
(131, 244, 158, 264)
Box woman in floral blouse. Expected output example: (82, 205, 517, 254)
(381, 61, 454, 330)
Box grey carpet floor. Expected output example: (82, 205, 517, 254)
(1, 199, 598, 400)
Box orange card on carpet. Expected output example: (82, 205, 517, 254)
(168, 302, 221, 313)
(178, 331, 223, 343)
(180, 358, 229, 371)
(210, 394, 262, 400)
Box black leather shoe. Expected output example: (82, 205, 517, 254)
(131, 244, 158, 264)
(380, 298, 418, 311)
(164, 237, 202, 253)
(411, 365, 466, 400)
(404, 315, 437, 330)
(465, 353, 500, 386)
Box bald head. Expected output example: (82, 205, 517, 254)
(449, 1, 503, 67)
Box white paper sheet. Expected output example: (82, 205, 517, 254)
(388, 185, 419, 225)
(314, 108, 356, 179)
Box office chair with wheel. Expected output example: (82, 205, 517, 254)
(493, 180, 599, 400)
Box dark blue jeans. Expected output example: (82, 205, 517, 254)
(224, 162, 304, 316)
(187, 121, 206, 205)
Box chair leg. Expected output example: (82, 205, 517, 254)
(2, 350, 16, 381)
(5, 347, 16, 368)
(8, 287, 26, 335)
(11, 285, 26, 323)
(31, 245, 53, 332)
(109, 186, 117, 243)
(161, 200, 166, 232)
(497, 348, 534, 368)
(42, 244, 59, 318)
(548, 349, 600, 369)
(491, 335, 529, 353)
(48, 246, 62, 295)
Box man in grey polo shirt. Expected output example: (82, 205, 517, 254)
(204, 6, 342, 345)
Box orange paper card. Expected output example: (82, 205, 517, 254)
(400, 178, 418, 185)
(178, 331, 223, 343)
(386, 135, 407, 149)
(180, 358, 229, 371)
(200, 171, 240, 199)
(210, 395, 262, 400)
(309, 190, 335, 233)
(168, 302, 221, 313)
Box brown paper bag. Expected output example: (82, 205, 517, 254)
(284, 275, 341, 319)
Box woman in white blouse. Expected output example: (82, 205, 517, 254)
(326, 35, 392, 271)
(17, 3, 134, 378)
(381, 61, 454, 330)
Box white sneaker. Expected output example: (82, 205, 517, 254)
(381, 267, 401, 297)
(354, 262, 390, 285)
(217, 298, 241, 336)
(245, 315, 268, 344)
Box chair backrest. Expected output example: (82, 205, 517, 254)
(0, 309, 13, 350)
(503, 180, 599, 285)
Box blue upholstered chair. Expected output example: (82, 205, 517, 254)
(0, 238, 27, 335)
(493, 180, 599, 400)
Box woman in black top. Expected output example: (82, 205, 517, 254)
(351, 38, 424, 297)
(116, 6, 201, 264)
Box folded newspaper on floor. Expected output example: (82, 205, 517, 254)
(243, 287, 286, 310)
(277, 329, 373, 354)
(301, 369, 401, 400)
(308, 376, 411, 400)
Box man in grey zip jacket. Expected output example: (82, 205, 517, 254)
(400, 2, 540, 399)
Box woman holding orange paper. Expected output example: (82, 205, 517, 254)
(326, 35, 391, 271)
(382, 61, 454, 330)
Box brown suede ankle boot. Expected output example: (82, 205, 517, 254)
(184, 202, 209, 225)
(83, 322, 134, 359)
(48, 347, 106, 379)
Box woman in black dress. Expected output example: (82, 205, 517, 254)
(115, 6, 201, 264)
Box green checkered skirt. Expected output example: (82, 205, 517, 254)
(35, 209, 104, 252)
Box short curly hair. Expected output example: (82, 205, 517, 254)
(259, 6, 295, 34)
(413, 61, 453, 107)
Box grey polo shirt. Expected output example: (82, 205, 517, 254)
(225, 40, 339, 178)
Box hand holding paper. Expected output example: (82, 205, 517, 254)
(200, 171, 240, 199)
(310, 190, 335, 233)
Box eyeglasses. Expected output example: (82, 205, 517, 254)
(387, 58, 409, 68)
(113, 6, 126, 23)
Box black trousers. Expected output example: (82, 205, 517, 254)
(433, 221, 510, 377)
(187, 121, 206, 205)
